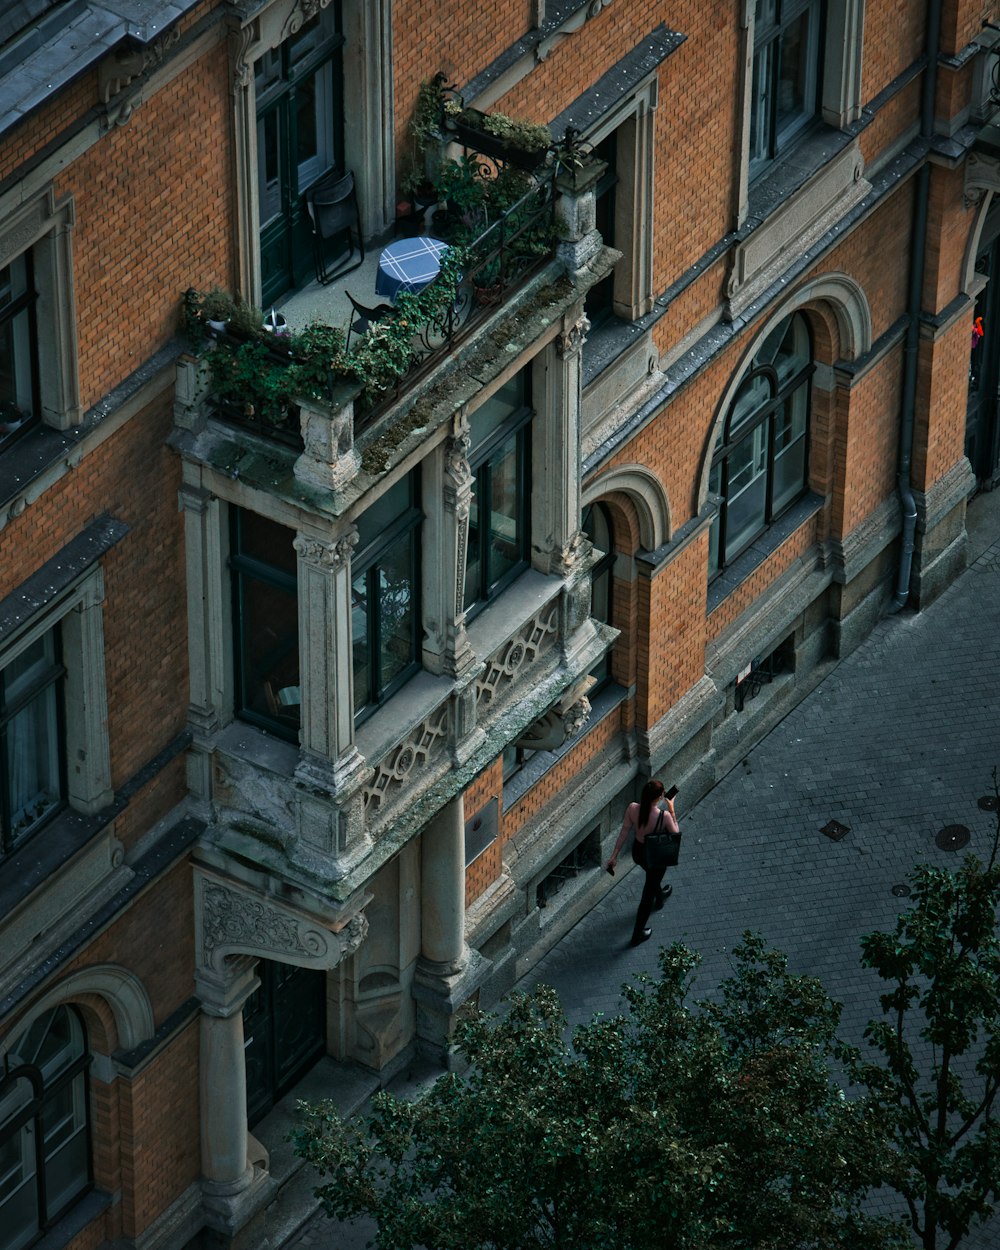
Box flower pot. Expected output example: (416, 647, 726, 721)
(452, 109, 548, 172)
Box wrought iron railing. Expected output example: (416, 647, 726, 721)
(196, 167, 559, 447)
(355, 168, 558, 427)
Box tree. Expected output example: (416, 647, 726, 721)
(851, 776, 1000, 1250)
(291, 934, 904, 1250)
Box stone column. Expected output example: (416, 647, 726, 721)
(422, 425, 477, 680)
(179, 478, 229, 800)
(420, 794, 467, 974)
(293, 529, 369, 860)
(533, 315, 590, 581)
(195, 957, 259, 1199)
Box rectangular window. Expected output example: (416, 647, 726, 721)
(749, 0, 822, 179)
(1, 628, 64, 857)
(352, 472, 422, 722)
(0, 253, 39, 451)
(464, 371, 532, 617)
(230, 509, 300, 741)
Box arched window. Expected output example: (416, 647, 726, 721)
(709, 311, 813, 575)
(581, 502, 615, 687)
(0, 1006, 91, 1250)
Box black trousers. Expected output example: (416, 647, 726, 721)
(630, 839, 667, 940)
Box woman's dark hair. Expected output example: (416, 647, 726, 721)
(638, 779, 665, 828)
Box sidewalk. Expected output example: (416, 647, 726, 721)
(285, 489, 1000, 1249)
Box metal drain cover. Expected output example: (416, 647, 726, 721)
(936, 824, 970, 851)
(891, 884, 911, 898)
(821, 820, 850, 841)
(978, 796, 1000, 812)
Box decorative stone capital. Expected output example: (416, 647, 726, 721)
(195, 869, 368, 974)
(556, 314, 591, 361)
(294, 528, 358, 571)
(550, 528, 591, 579)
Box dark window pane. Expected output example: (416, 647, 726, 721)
(377, 542, 415, 691)
(240, 578, 299, 725)
(351, 572, 370, 709)
(485, 436, 522, 591)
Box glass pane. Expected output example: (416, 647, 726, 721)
(5, 686, 61, 845)
(21, 1006, 81, 1079)
(351, 572, 370, 710)
(236, 511, 297, 578)
(0, 256, 33, 431)
(254, 48, 281, 97)
(773, 434, 807, 513)
(377, 540, 415, 691)
(239, 577, 300, 726)
(773, 313, 810, 383)
(485, 435, 522, 592)
(0, 1161, 37, 1250)
(256, 110, 282, 229)
(3, 633, 55, 703)
(726, 428, 769, 555)
(43, 1121, 87, 1220)
(356, 476, 411, 553)
(775, 7, 818, 146)
(469, 374, 526, 454)
(727, 372, 771, 440)
(296, 74, 319, 170)
(774, 385, 808, 453)
(749, 41, 773, 167)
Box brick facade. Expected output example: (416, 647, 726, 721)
(0, 0, 993, 1246)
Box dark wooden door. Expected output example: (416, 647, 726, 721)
(244, 960, 326, 1127)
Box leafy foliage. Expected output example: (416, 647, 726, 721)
(291, 934, 904, 1250)
(851, 777, 1000, 1250)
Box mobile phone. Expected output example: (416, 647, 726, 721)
(665, 785, 679, 800)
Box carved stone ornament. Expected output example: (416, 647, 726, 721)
(198, 875, 367, 972)
(556, 314, 591, 359)
(364, 704, 450, 816)
(99, 26, 181, 104)
(293, 529, 358, 570)
(476, 601, 560, 710)
(281, 0, 334, 41)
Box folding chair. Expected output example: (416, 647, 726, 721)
(304, 169, 364, 285)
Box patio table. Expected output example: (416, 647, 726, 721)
(375, 236, 448, 300)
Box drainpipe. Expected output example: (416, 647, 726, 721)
(892, 0, 943, 611)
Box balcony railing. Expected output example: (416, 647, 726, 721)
(188, 168, 559, 450)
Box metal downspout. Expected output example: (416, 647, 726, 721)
(892, 0, 943, 611)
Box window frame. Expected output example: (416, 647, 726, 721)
(463, 376, 534, 621)
(0, 627, 66, 859)
(581, 502, 615, 689)
(0, 1005, 92, 1250)
(709, 312, 814, 577)
(0, 252, 41, 452)
(749, 0, 825, 182)
(351, 472, 423, 725)
(0, 189, 79, 439)
(229, 508, 301, 744)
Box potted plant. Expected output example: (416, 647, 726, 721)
(450, 107, 551, 171)
(201, 287, 237, 332)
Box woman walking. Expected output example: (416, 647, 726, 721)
(606, 779, 679, 946)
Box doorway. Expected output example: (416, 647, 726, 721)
(244, 960, 327, 1127)
(255, 6, 344, 307)
(967, 196, 1000, 491)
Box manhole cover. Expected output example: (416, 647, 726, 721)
(978, 796, 1000, 812)
(891, 884, 911, 898)
(936, 824, 970, 851)
(821, 819, 850, 841)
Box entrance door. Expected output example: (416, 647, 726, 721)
(967, 198, 1000, 490)
(255, 6, 344, 306)
(244, 960, 327, 1127)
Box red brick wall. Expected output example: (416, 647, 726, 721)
(862, 0, 927, 106)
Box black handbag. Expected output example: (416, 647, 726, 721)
(644, 809, 682, 869)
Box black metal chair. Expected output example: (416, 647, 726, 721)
(304, 169, 364, 285)
(344, 290, 397, 352)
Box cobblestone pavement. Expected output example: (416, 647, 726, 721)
(286, 491, 1000, 1249)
